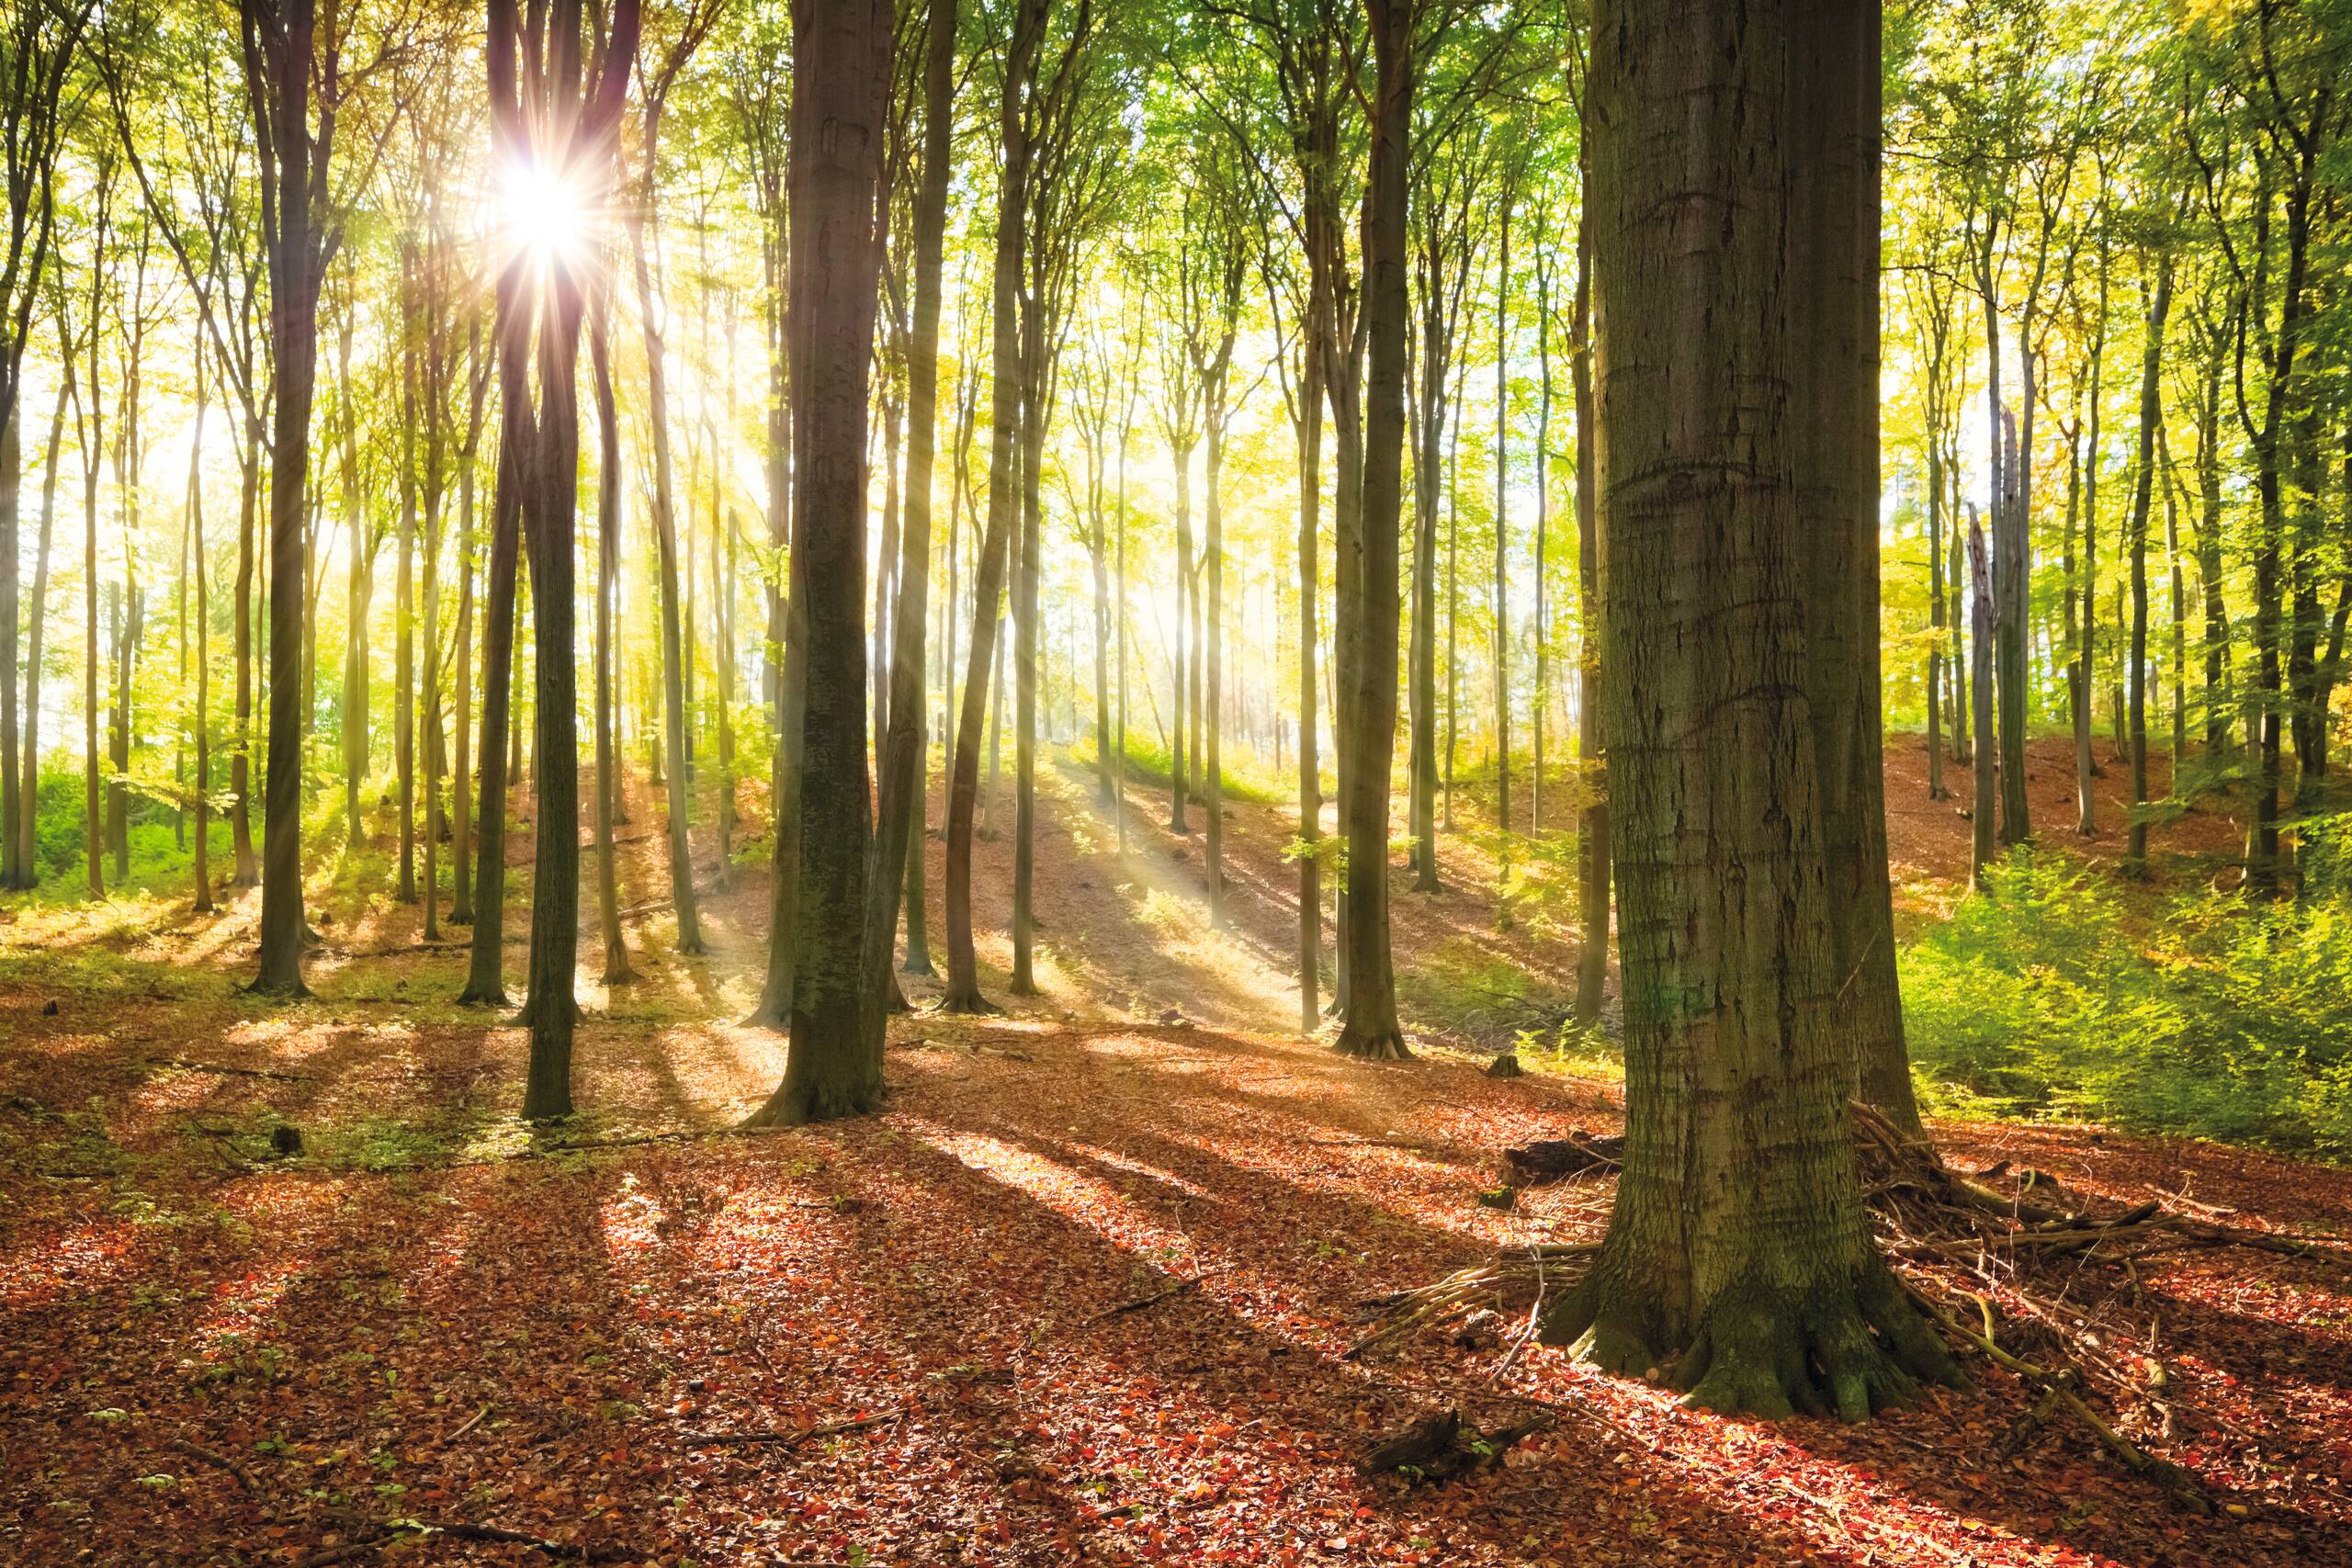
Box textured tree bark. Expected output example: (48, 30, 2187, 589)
(1335, 0, 1410, 1062)
(1787, 0, 1919, 1134)
(1540, 0, 1959, 1420)
(939, 0, 1047, 1015)
(744, 0, 892, 1129)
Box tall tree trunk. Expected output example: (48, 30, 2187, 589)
(1571, 200, 1609, 1027)
(1335, 0, 1411, 1062)
(190, 354, 213, 913)
(1532, 219, 1552, 834)
(0, 402, 17, 889)
(1542, 0, 1959, 1420)
(745, 0, 891, 1128)
(939, 0, 1046, 1015)
(17, 371, 65, 885)
(232, 412, 259, 887)
(626, 138, 707, 956)
(2125, 256, 2174, 872)
(1294, 341, 1324, 1032)
(396, 301, 418, 903)
(1204, 353, 1228, 929)
(879, 0, 960, 990)
(249, 0, 322, 998)
(1970, 509, 1996, 886)
(1011, 322, 1043, 996)
(1168, 437, 1193, 833)
(81, 236, 105, 900)
(2075, 283, 2107, 835)
(460, 321, 527, 1006)
(589, 302, 633, 984)
(1491, 192, 1511, 843)
(1789, 0, 1918, 1134)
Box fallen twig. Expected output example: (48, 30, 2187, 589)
(165, 1437, 255, 1493)
(443, 1402, 492, 1444)
(141, 1057, 314, 1083)
(1083, 1279, 1201, 1324)
(681, 1408, 904, 1449)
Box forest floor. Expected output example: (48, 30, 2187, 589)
(1, 739, 2345, 1566)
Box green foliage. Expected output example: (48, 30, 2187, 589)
(1902, 839, 2352, 1156)
(1063, 735, 1282, 806)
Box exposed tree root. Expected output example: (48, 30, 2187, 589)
(1334, 1026, 1412, 1061)
(1357, 1099, 2341, 1504)
(932, 988, 1003, 1017)
(1532, 1254, 1962, 1423)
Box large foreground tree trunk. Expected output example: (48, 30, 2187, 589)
(1787, 0, 1918, 1134)
(1539, 0, 1960, 1421)
(745, 0, 892, 1128)
(1333, 0, 1411, 1062)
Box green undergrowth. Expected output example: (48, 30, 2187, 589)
(1902, 832, 2352, 1156)
(1062, 736, 1284, 806)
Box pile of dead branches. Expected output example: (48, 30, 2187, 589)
(1354, 1100, 2352, 1510)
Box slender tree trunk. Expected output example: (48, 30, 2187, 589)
(939, 0, 1046, 1015)
(231, 415, 259, 886)
(589, 304, 633, 984)
(1970, 509, 1996, 886)
(251, 0, 322, 998)
(900, 332, 941, 974)
(626, 153, 707, 955)
(460, 318, 527, 1006)
(17, 375, 65, 885)
(1295, 348, 1323, 1031)
(0, 400, 15, 887)
(1011, 336, 1042, 995)
(396, 303, 418, 903)
(1204, 363, 1228, 928)
(1571, 201, 1609, 1027)
(1168, 440, 1193, 833)
(81, 270, 104, 900)
(2125, 257, 2173, 872)
(1335, 0, 1411, 1062)
(1492, 193, 1511, 842)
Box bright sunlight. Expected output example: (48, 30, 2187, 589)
(492, 155, 586, 269)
